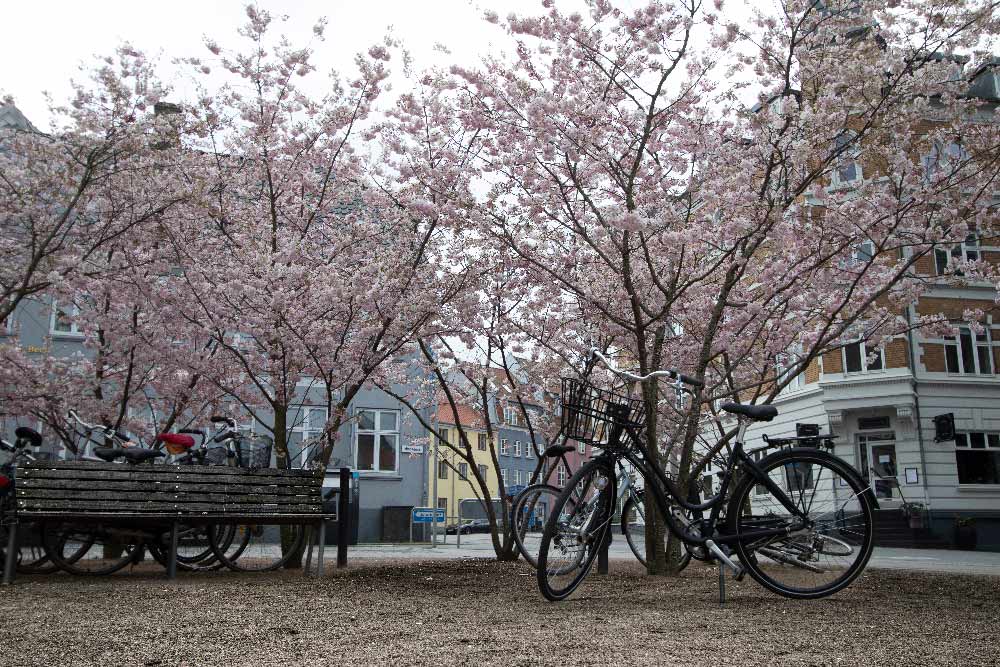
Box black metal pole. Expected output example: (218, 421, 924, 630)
(337, 467, 350, 568)
(2, 522, 19, 585)
(597, 524, 610, 574)
(167, 521, 179, 580)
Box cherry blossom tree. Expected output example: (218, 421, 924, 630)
(380, 0, 1000, 573)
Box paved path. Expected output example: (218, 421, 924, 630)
(347, 534, 1000, 575)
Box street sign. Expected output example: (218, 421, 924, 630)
(402, 443, 425, 454)
(411, 507, 445, 523)
(507, 485, 526, 495)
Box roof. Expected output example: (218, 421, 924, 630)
(437, 402, 486, 429)
(0, 103, 38, 132)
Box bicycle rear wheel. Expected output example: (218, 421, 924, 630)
(726, 448, 875, 599)
(537, 458, 616, 602)
(512, 484, 560, 569)
(207, 522, 305, 572)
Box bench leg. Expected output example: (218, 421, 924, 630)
(167, 522, 179, 580)
(3, 522, 18, 586)
(303, 525, 314, 577)
(317, 521, 326, 578)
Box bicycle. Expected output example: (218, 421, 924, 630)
(511, 443, 691, 571)
(0, 426, 70, 575)
(536, 349, 876, 602)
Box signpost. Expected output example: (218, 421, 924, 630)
(410, 506, 446, 543)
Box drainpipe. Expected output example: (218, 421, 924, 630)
(904, 303, 932, 509)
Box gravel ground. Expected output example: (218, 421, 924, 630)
(2, 559, 997, 667)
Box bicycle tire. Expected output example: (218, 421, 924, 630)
(537, 458, 616, 602)
(621, 493, 692, 572)
(43, 523, 138, 576)
(207, 522, 306, 572)
(726, 448, 875, 600)
(511, 484, 562, 569)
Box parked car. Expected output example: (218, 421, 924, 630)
(445, 519, 491, 535)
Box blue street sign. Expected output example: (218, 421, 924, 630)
(411, 507, 446, 523)
(507, 485, 526, 495)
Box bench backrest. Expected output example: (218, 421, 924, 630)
(16, 461, 324, 520)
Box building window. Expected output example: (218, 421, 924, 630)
(290, 405, 328, 467)
(935, 234, 980, 275)
(955, 432, 1000, 485)
(577, 440, 586, 455)
(776, 353, 804, 391)
(458, 462, 468, 480)
(477, 433, 487, 451)
(356, 409, 399, 473)
(477, 463, 487, 480)
(556, 463, 567, 487)
(1, 311, 12, 336)
(438, 461, 449, 479)
(500, 468, 508, 486)
(831, 131, 862, 187)
(500, 438, 509, 455)
(512, 469, 520, 486)
(439, 428, 450, 445)
(513, 440, 521, 457)
(503, 406, 519, 427)
(843, 341, 883, 373)
(923, 140, 967, 184)
(50, 301, 82, 336)
(437, 497, 448, 511)
(525, 442, 533, 458)
(944, 327, 993, 375)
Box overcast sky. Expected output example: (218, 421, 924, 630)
(2, 0, 658, 130)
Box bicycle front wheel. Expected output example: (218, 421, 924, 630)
(537, 458, 616, 602)
(726, 448, 875, 599)
(512, 484, 560, 569)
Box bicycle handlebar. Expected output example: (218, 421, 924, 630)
(589, 349, 704, 389)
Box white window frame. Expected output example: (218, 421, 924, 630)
(830, 131, 862, 188)
(290, 405, 328, 468)
(513, 440, 521, 457)
(500, 438, 510, 456)
(355, 408, 400, 474)
(512, 468, 520, 486)
(923, 140, 968, 184)
(525, 441, 533, 458)
(935, 233, 980, 276)
(577, 440, 586, 455)
(50, 301, 83, 337)
(438, 460, 449, 479)
(954, 431, 1000, 485)
(944, 325, 993, 376)
(500, 468, 508, 486)
(556, 463, 567, 487)
(842, 340, 883, 374)
(776, 352, 805, 391)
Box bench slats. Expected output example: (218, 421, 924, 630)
(19, 489, 319, 504)
(18, 479, 323, 496)
(22, 460, 319, 479)
(19, 499, 322, 514)
(20, 468, 322, 487)
(15, 462, 331, 521)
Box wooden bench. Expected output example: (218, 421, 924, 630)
(3, 461, 352, 583)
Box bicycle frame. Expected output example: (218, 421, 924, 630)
(610, 419, 809, 548)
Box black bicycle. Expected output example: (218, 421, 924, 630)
(536, 350, 876, 601)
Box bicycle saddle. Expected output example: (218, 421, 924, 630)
(155, 433, 196, 455)
(93, 446, 165, 464)
(720, 402, 778, 422)
(14, 426, 42, 448)
(542, 444, 575, 458)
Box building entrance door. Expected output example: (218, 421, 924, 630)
(857, 432, 899, 503)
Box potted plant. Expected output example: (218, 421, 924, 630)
(902, 502, 926, 530)
(954, 516, 977, 550)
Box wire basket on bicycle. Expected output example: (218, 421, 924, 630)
(237, 435, 273, 468)
(560, 377, 646, 449)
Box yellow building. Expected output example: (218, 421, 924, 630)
(430, 403, 501, 523)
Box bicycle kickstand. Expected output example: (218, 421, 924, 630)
(705, 539, 743, 606)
